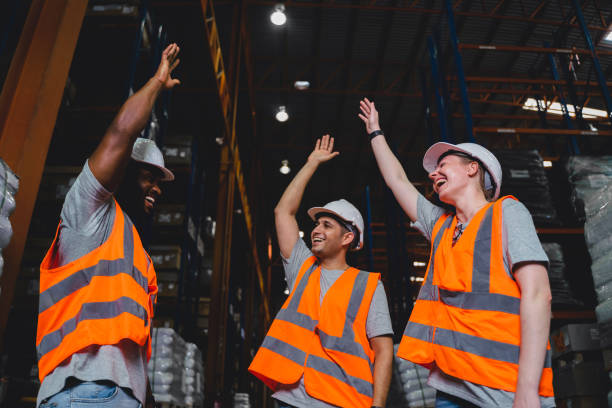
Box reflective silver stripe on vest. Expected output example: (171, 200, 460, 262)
(433, 327, 552, 368)
(472, 206, 493, 292)
(275, 262, 319, 331)
(306, 355, 373, 398)
(417, 216, 453, 302)
(37, 296, 148, 359)
(318, 271, 373, 369)
(260, 336, 307, 366)
(438, 289, 520, 314)
(38, 214, 149, 314)
(403, 321, 432, 342)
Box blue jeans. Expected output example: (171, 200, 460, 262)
(435, 391, 479, 408)
(39, 380, 141, 408)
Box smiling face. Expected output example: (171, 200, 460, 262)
(428, 154, 478, 205)
(310, 215, 355, 259)
(117, 161, 164, 222)
(135, 164, 163, 215)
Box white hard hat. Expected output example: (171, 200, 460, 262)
(307, 199, 364, 251)
(423, 142, 502, 200)
(131, 138, 174, 181)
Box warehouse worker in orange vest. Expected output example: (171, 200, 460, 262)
(249, 135, 394, 408)
(35, 43, 181, 408)
(358, 98, 555, 408)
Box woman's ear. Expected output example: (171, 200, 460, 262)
(467, 161, 480, 177)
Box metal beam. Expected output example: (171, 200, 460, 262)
(200, 0, 269, 403)
(0, 0, 87, 351)
(572, 0, 612, 122)
(474, 127, 612, 136)
(245, 0, 609, 31)
(445, 0, 474, 142)
(460, 43, 612, 56)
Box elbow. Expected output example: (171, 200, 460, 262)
(273, 205, 284, 218)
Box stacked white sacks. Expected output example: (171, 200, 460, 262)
(566, 156, 612, 222)
(233, 392, 251, 408)
(148, 328, 205, 407)
(183, 342, 205, 407)
(569, 158, 612, 405)
(391, 344, 436, 407)
(0, 159, 18, 281)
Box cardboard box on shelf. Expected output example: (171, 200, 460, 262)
(551, 324, 601, 358)
(157, 281, 178, 298)
(149, 245, 181, 270)
(153, 205, 185, 227)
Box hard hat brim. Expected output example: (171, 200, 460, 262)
(423, 142, 501, 200)
(132, 158, 175, 181)
(307, 207, 364, 251)
(423, 142, 470, 174)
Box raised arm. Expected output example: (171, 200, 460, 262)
(89, 43, 181, 191)
(274, 135, 339, 259)
(358, 98, 420, 222)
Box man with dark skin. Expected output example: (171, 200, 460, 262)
(36, 44, 180, 408)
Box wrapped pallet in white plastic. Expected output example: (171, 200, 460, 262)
(390, 344, 436, 407)
(581, 180, 612, 350)
(0, 158, 19, 281)
(148, 328, 205, 407)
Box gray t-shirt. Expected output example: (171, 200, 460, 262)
(37, 161, 148, 407)
(413, 194, 555, 408)
(272, 238, 393, 408)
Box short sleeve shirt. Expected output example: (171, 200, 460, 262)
(271, 239, 393, 407)
(413, 194, 555, 408)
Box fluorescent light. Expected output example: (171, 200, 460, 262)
(522, 98, 608, 119)
(412, 261, 427, 267)
(294, 80, 310, 90)
(279, 159, 290, 175)
(270, 4, 287, 26)
(543, 160, 553, 168)
(275, 105, 289, 122)
(409, 276, 425, 282)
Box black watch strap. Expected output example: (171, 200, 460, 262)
(369, 129, 384, 140)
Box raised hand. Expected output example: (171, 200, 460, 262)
(358, 98, 381, 134)
(155, 43, 181, 89)
(308, 134, 340, 165)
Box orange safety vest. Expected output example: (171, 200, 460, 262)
(249, 256, 380, 408)
(397, 196, 554, 396)
(36, 200, 157, 382)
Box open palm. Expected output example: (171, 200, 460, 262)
(308, 134, 339, 164)
(155, 43, 181, 90)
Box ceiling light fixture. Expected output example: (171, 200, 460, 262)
(299, 231, 304, 238)
(412, 261, 427, 267)
(279, 159, 291, 175)
(270, 4, 287, 26)
(294, 80, 310, 90)
(542, 160, 553, 168)
(275, 105, 289, 122)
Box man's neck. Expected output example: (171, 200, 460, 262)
(319, 254, 349, 271)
